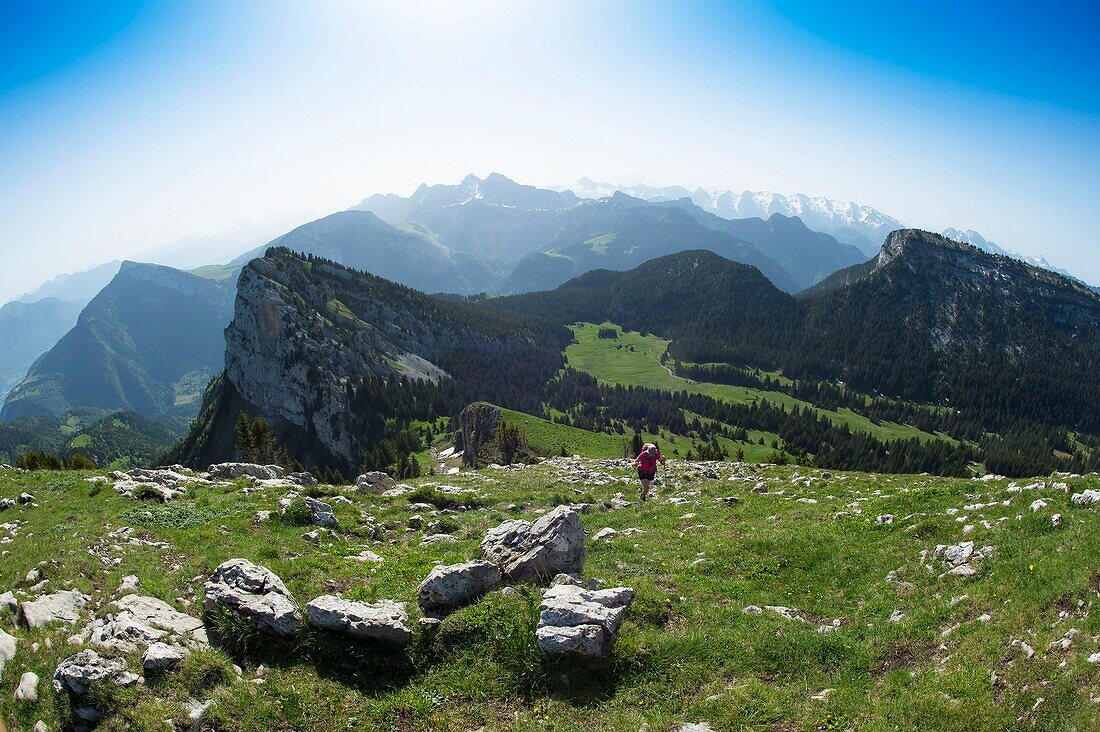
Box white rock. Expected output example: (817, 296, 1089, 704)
(142, 641, 185, 671)
(305, 596, 412, 645)
(204, 559, 302, 636)
(14, 671, 39, 701)
(53, 649, 129, 695)
(20, 589, 89, 628)
(417, 560, 501, 611)
(481, 505, 586, 583)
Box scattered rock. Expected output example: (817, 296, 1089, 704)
(0, 628, 15, 676)
(87, 594, 207, 653)
(535, 583, 634, 659)
(204, 559, 303, 636)
(118, 575, 140, 594)
(876, 514, 894, 524)
(305, 596, 412, 645)
(142, 642, 184, 671)
(17, 492, 35, 504)
(20, 589, 90, 628)
(592, 527, 617, 541)
(14, 671, 38, 701)
(53, 649, 129, 695)
(1071, 490, 1100, 506)
(417, 560, 502, 612)
(344, 549, 383, 563)
(355, 471, 396, 493)
(304, 497, 338, 528)
(208, 463, 285, 481)
(743, 605, 763, 615)
(421, 533, 458, 545)
(481, 505, 586, 583)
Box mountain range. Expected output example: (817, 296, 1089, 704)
(564, 179, 1092, 287)
(3, 173, 1095, 477)
(171, 230, 1100, 477)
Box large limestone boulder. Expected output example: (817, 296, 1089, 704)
(417, 560, 502, 612)
(355, 471, 396, 493)
(20, 590, 90, 628)
(305, 596, 412, 645)
(208, 463, 285, 481)
(535, 583, 634, 659)
(204, 559, 303, 636)
(53, 649, 130, 695)
(481, 506, 586, 583)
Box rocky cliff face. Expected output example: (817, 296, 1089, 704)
(177, 248, 569, 472)
(224, 255, 452, 466)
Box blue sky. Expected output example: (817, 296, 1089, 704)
(0, 0, 1097, 300)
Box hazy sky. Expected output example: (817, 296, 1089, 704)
(1, 1, 1098, 302)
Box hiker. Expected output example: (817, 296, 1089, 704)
(634, 442, 666, 501)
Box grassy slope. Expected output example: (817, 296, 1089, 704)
(566, 323, 947, 444)
(500, 407, 694, 460)
(1, 463, 1098, 731)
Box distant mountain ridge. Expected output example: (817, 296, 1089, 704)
(561, 178, 1092, 285)
(0, 298, 84, 402)
(559, 178, 901, 256)
(352, 173, 864, 293)
(1, 262, 237, 422)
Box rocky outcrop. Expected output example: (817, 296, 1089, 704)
(85, 594, 207, 653)
(417, 560, 502, 612)
(481, 505, 586, 583)
(356, 471, 396, 493)
(535, 582, 634, 658)
(456, 402, 501, 468)
(176, 249, 566, 474)
(304, 596, 412, 645)
(53, 650, 131, 695)
(208, 462, 285, 481)
(204, 559, 303, 636)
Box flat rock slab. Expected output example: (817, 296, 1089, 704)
(88, 594, 207, 652)
(21, 590, 90, 628)
(417, 560, 501, 611)
(205, 559, 303, 637)
(481, 505, 586, 583)
(305, 595, 412, 645)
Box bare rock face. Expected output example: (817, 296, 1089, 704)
(208, 463, 285, 481)
(142, 642, 185, 671)
(204, 559, 303, 637)
(304, 596, 412, 645)
(417, 560, 502, 612)
(20, 589, 90, 629)
(481, 506, 586, 583)
(535, 584, 634, 658)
